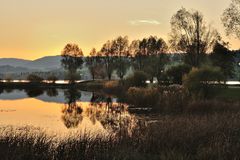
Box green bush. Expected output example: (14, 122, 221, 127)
(125, 71, 148, 88)
(166, 64, 191, 84)
(183, 66, 225, 99)
(27, 74, 44, 83)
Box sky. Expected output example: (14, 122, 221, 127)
(0, 0, 239, 60)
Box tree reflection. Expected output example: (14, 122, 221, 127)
(62, 90, 138, 136)
(87, 93, 137, 136)
(62, 88, 83, 128)
(0, 88, 3, 95)
(46, 88, 59, 97)
(24, 88, 44, 97)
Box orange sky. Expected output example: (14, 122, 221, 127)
(0, 0, 239, 60)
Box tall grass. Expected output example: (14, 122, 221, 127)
(2, 111, 240, 160)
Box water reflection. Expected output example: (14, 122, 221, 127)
(0, 88, 3, 95)
(0, 88, 138, 136)
(61, 89, 137, 135)
(46, 88, 59, 97)
(62, 89, 83, 128)
(24, 88, 44, 97)
(61, 90, 138, 136)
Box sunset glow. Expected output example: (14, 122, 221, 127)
(0, 0, 239, 60)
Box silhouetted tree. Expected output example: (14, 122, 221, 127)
(210, 42, 235, 78)
(27, 74, 43, 83)
(129, 40, 143, 70)
(61, 43, 84, 84)
(112, 36, 130, 81)
(169, 8, 220, 67)
(101, 41, 115, 80)
(222, 0, 240, 39)
(85, 48, 102, 80)
(141, 36, 168, 82)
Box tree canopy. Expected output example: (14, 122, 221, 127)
(61, 43, 84, 83)
(222, 0, 240, 39)
(169, 8, 220, 67)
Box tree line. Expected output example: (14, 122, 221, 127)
(61, 6, 239, 84)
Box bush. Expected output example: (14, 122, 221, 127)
(27, 74, 44, 83)
(183, 66, 225, 99)
(103, 81, 122, 93)
(127, 87, 159, 108)
(125, 71, 148, 88)
(166, 64, 191, 84)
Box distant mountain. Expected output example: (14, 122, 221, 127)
(0, 65, 33, 73)
(0, 58, 30, 67)
(29, 56, 62, 70)
(0, 55, 62, 72)
(0, 55, 93, 80)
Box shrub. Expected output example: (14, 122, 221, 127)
(166, 64, 191, 84)
(183, 66, 225, 99)
(125, 71, 148, 88)
(27, 74, 44, 83)
(103, 81, 122, 93)
(127, 87, 159, 108)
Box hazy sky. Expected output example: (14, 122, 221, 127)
(0, 0, 239, 60)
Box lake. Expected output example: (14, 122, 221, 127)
(0, 88, 139, 137)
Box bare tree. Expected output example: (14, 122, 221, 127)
(169, 8, 220, 67)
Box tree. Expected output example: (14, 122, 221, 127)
(112, 36, 130, 81)
(210, 42, 235, 79)
(129, 40, 144, 70)
(169, 8, 220, 67)
(47, 75, 58, 84)
(101, 40, 115, 80)
(61, 43, 84, 84)
(140, 36, 168, 83)
(85, 48, 102, 80)
(222, 0, 240, 38)
(27, 74, 44, 83)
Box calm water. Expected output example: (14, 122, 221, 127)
(0, 88, 138, 137)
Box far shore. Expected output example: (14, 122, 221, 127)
(0, 80, 239, 89)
